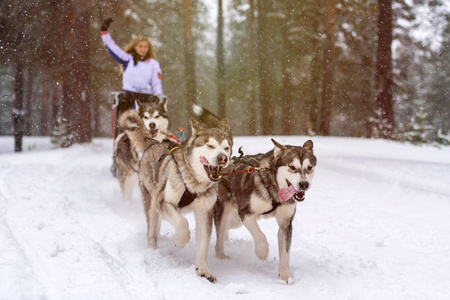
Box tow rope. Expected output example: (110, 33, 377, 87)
(222, 166, 265, 177)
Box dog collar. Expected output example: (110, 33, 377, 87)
(170, 146, 179, 154)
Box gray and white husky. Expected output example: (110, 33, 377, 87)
(115, 99, 176, 200)
(214, 139, 317, 283)
(119, 108, 233, 282)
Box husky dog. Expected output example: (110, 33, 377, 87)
(119, 108, 233, 282)
(115, 99, 176, 200)
(214, 139, 316, 283)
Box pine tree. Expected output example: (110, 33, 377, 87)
(369, 108, 394, 139)
(401, 105, 435, 144)
(51, 117, 74, 148)
(437, 129, 450, 146)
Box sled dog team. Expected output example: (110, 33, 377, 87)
(115, 102, 317, 283)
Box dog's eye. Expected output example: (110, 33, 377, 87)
(154, 115, 160, 119)
(207, 144, 214, 149)
(289, 165, 296, 171)
(307, 166, 313, 171)
(224, 147, 230, 152)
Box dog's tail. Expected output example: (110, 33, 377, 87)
(118, 110, 154, 158)
(191, 103, 221, 128)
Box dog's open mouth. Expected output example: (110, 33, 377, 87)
(149, 129, 158, 138)
(200, 156, 223, 182)
(286, 179, 305, 202)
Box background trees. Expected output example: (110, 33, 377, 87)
(0, 0, 448, 149)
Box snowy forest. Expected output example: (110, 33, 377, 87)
(0, 0, 449, 149)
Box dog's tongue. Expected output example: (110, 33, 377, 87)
(149, 129, 157, 137)
(278, 185, 299, 201)
(200, 156, 211, 166)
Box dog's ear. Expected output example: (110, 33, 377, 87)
(218, 118, 231, 133)
(219, 118, 228, 127)
(191, 118, 206, 135)
(135, 101, 140, 113)
(161, 97, 168, 112)
(271, 138, 287, 157)
(303, 140, 314, 152)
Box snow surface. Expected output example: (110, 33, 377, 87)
(1, 135, 450, 300)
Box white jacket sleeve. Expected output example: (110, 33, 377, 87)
(101, 32, 131, 67)
(151, 60, 163, 95)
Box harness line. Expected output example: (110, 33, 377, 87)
(222, 166, 265, 177)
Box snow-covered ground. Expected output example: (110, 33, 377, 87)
(1, 135, 450, 300)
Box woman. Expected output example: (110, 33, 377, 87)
(100, 18, 163, 116)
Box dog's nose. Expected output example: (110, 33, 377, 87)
(299, 181, 309, 191)
(217, 154, 228, 165)
(149, 122, 156, 129)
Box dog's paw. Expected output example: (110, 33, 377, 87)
(215, 251, 230, 260)
(255, 239, 269, 260)
(215, 246, 230, 259)
(147, 238, 158, 249)
(196, 268, 217, 283)
(278, 272, 292, 284)
(174, 229, 190, 249)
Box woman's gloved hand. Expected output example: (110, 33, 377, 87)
(101, 18, 113, 31)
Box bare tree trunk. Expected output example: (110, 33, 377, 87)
(247, 0, 257, 135)
(72, 5, 92, 143)
(309, 17, 321, 135)
(59, 0, 74, 142)
(61, 82, 73, 131)
(92, 92, 100, 137)
(257, 0, 273, 135)
(281, 0, 293, 135)
(217, 0, 225, 118)
(41, 77, 50, 136)
(13, 61, 24, 152)
(60, 0, 92, 143)
(52, 80, 60, 129)
(319, 0, 336, 136)
(362, 54, 373, 138)
(12, 4, 26, 151)
(184, 0, 197, 108)
(375, 0, 394, 138)
(24, 66, 34, 135)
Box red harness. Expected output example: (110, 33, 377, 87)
(222, 166, 262, 177)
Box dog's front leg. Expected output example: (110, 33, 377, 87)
(242, 215, 269, 260)
(213, 198, 232, 259)
(275, 204, 296, 284)
(193, 206, 216, 282)
(159, 200, 190, 249)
